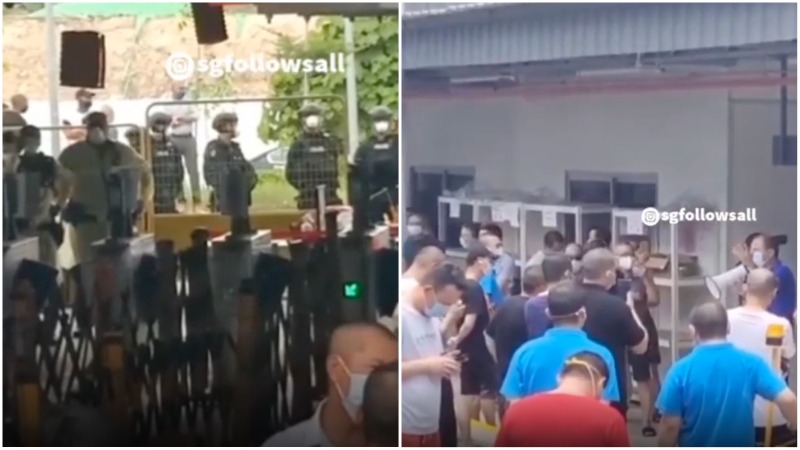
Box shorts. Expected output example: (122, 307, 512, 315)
(402, 432, 441, 447)
(755, 425, 796, 447)
(630, 354, 658, 382)
(460, 350, 499, 396)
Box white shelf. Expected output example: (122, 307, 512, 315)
(652, 276, 706, 288)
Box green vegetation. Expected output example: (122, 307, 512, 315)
(250, 16, 399, 211)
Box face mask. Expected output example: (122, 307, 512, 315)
(459, 237, 470, 249)
(334, 357, 368, 422)
(3, 153, 18, 168)
(407, 225, 422, 236)
(618, 255, 634, 272)
(173, 91, 186, 100)
(571, 260, 582, 273)
(22, 140, 39, 152)
(304, 115, 320, 129)
(374, 121, 390, 133)
(87, 129, 107, 145)
(752, 250, 768, 267)
(79, 100, 92, 110)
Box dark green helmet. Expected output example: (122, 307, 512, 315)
(369, 106, 393, 121)
(299, 102, 323, 118)
(148, 112, 172, 130)
(212, 112, 238, 132)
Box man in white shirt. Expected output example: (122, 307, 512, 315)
(62, 89, 98, 145)
(401, 263, 466, 447)
(728, 268, 797, 446)
(164, 83, 201, 207)
(262, 322, 397, 447)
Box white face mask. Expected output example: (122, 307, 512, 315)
(87, 128, 107, 145)
(22, 140, 39, 153)
(334, 358, 368, 422)
(459, 237, 470, 249)
(407, 225, 422, 236)
(571, 259, 582, 273)
(304, 115, 320, 129)
(374, 121, 390, 133)
(752, 250, 766, 267)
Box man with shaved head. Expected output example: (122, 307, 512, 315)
(579, 247, 648, 420)
(263, 322, 398, 446)
(727, 268, 796, 446)
(402, 263, 468, 447)
(734, 233, 796, 326)
(657, 302, 797, 446)
(363, 362, 399, 446)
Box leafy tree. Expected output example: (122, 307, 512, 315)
(259, 16, 398, 151)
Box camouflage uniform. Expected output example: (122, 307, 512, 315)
(202, 112, 257, 212)
(352, 106, 398, 224)
(148, 113, 185, 213)
(285, 103, 342, 210)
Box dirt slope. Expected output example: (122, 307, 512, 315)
(3, 14, 310, 101)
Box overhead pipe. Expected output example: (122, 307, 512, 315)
(780, 57, 788, 163)
(405, 70, 796, 102)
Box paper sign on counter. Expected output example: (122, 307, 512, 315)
(626, 214, 644, 234)
(503, 204, 520, 228)
(447, 200, 460, 219)
(491, 205, 504, 222)
(541, 209, 558, 228)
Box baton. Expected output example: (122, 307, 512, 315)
(764, 322, 785, 448)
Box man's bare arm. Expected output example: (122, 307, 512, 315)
(774, 389, 797, 430)
(452, 313, 477, 346)
(401, 359, 432, 380)
(657, 415, 681, 447)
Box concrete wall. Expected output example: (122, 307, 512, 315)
(728, 98, 798, 276)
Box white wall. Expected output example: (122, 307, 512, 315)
(728, 98, 797, 275)
(403, 90, 730, 206)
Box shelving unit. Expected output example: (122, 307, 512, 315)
(611, 208, 718, 365)
(519, 203, 611, 264)
(437, 196, 523, 262)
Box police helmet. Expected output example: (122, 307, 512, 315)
(148, 112, 172, 131)
(212, 112, 238, 133)
(299, 103, 323, 118)
(369, 106, 393, 121)
(124, 126, 142, 140)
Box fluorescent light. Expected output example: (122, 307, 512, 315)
(449, 75, 517, 85)
(576, 67, 663, 78)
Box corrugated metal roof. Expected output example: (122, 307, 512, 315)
(403, 3, 797, 70)
(402, 3, 507, 18)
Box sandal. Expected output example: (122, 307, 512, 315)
(652, 410, 662, 424)
(642, 426, 657, 437)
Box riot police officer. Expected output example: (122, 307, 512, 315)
(13, 125, 64, 265)
(203, 112, 257, 212)
(148, 112, 185, 213)
(285, 103, 342, 210)
(351, 106, 398, 225)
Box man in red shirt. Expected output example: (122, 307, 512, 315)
(494, 351, 630, 447)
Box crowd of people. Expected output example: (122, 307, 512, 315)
(400, 214, 797, 447)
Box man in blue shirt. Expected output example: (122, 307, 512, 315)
(735, 233, 796, 324)
(479, 223, 516, 306)
(656, 302, 797, 447)
(501, 281, 620, 403)
(524, 253, 572, 339)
